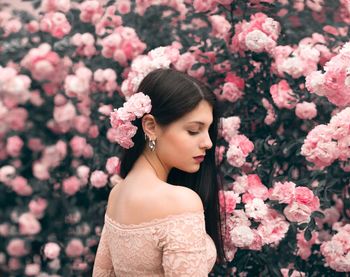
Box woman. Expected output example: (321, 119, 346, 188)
(92, 68, 226, 276)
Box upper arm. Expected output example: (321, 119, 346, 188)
(160, 187, 208, 276)
(92, 225, 116, 277)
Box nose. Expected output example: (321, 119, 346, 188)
(200, 132, 213, 150)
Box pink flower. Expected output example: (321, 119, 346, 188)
(305, 42, 350, 107)
(226, 145, 245, 167)
(219, 116, 241, 142)
(269, 181, 296, 204)
(283, 202, 312, 223)
(0, 165, 15, 185)
(247, 174, 269, 200)
(109, 122, 137, 149)
(44, 242, 61, 259)
(41, 0, 71, 12)
(230, 225, 255, 247)
(301, 124, 339, 169)
(106, 157, 121, 175)
(100, 27, 146, 66)
(297, 230, 318, 260)
(219, 190, 240, 213)
(7, 239, 28, 257)
(231, 13, 280, 54)
(245, 198, 268, 221)
(24, 263, 40, 276)
(123, 92, 152, 118)
(62, 176, 81, 195)
(29, 198, 48, 219)
(32, 162, 50, 180)
(295, 186, 320, 210)
(229, 135, 254, 156)
(321, 224, 350, 272)
(76, 165, 90, 185)
(217, 82, 244, 103)
(193, 0, 215, 12)
(258, 209, 290, 245)
(11, 176, 33, 196)
(79, 0, 104, 24)
(69, 136, 87, 157)
(270, 80, 297, 109)
(18, 213, 41, 235)
(232, 174, 249, 194)
(6, 136, 23, 157)
(90, 170, 108, 188)
(116, 0, 131, 14)
(40, 12, 72, 39)
(65, 239, 84, 257)
(295, 102, 317, 120)
(209, 15, 231, 41)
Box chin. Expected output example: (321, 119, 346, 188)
(184, 165, 201, 173)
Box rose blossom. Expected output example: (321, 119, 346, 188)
(62, 176, 81, 195)
(320, 224, 350, 272)
(295, 186, 320, 210)
(269, 181, 296, 204)
(246, 174, 269, 200)
(105, 157, 121, 175)
(18, 212, 41, 235)
(41, 0, 71, 12)
(219, 190, 240, 214)
(258, 209, 290, 245)
(295, 102, 317, 120)
(245, 198, 268, 221)
(230, 225, 255, 248)
(24, 263, 40, 276)
(219, 116, 241, 142)
(6, 136, 24, 157)
(270, 80, 297, 109)
(108, 122, 137, 149)
(29, 198, 48, 218)
(226, 145, 245, 167)
(44, 242, 61, 259)
(11, 176, 33, 196)
(90, 170, 108, 188)
(0, 166, 16, 185)
(39, 12, 72, 39)
(6, 239, 28, 257)
(283, 201, 312, 223)
(65, 239, 84, 257)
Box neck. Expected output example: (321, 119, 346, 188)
(141, 151, 169, 182)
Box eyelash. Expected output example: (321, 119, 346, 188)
(188, 131, 199, 135)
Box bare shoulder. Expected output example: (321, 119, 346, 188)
(162, 184, 204, 214)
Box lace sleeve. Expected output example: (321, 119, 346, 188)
(92, 224, 116, 277)
(160, 212, 208, 277)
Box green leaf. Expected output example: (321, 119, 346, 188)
(304, 228, 312, 241)
(312, 210, 325, 219)
(191, 63, 202, 70)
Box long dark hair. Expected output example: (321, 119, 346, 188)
(119, 68, 227, 263)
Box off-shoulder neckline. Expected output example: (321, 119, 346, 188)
(104, 211, 204, 230)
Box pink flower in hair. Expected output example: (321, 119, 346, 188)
(109, 92, 151, 149)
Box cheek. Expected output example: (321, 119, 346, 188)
(160, 131, 192, 157)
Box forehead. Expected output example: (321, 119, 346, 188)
(179, 101, 213, 125)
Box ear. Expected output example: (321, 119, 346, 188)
(142, 114, 158, 140)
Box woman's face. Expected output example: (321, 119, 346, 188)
(156, 100, 213, 173)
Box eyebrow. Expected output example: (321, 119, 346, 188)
(187, 121, 213, 125)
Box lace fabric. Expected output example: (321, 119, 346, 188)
(92, 211, 217, 277)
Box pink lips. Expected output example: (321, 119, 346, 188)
(193, 156, 205, 163)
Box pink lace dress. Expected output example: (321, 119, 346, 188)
(92, 211, 217, 276)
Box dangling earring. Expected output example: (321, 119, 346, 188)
(148, 138, 156, 151)
(145, 134, 156, 151)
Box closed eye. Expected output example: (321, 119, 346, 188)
(188, 131, 199, 135)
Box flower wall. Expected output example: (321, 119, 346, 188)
(1, 0, 350, 276)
